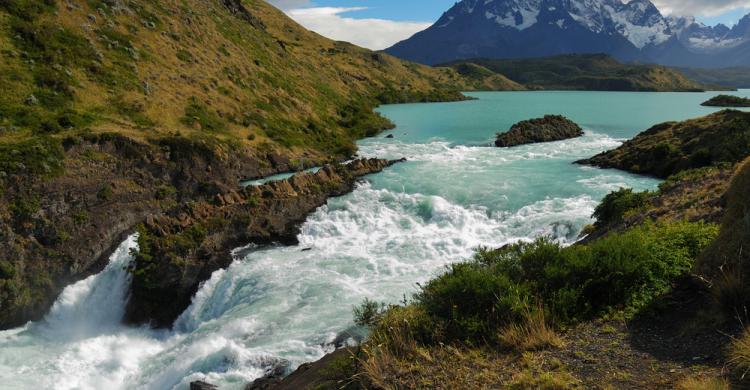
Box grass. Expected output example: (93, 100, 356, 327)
(730, 328, 750, 380)
(675, 376, 730, 390)
(498, 307, 563, 352)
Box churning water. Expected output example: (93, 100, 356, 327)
(1, 91, 748, 389)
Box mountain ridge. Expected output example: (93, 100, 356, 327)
(384, 0, 750, 68)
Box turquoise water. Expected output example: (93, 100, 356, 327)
(1, 90, 747, 389)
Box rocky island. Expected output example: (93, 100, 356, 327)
(495, 115, 584, 147)
(701, 95, 750, 107)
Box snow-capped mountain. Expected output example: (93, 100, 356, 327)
(384, 0, 750, 68)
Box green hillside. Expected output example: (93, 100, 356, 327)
(444, 54, 707, 92)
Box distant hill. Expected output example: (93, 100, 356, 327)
(443, 54, 706, 92)
(678, 67, 750, 89)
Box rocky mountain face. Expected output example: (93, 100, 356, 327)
(385, 0, 750, 68)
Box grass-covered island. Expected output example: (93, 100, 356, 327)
(269, 110, 750, 390)
(702, 95, 750, 107)
(495, 115, 583, 147)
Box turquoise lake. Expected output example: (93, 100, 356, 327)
(1, 90, 748, 389)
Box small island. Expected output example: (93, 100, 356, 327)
(701, 95, 750, 107)
(496, 115, 584, 147)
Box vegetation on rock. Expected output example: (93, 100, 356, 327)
(444, 54, 706, 92)
(701, 95, 750, 107)
(495, 115, 583, 147)
(577, 110, 750, 178)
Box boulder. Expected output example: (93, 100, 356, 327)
(495, 115, 583, 147)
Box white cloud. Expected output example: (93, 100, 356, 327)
(285, 7, 431, 50)
(649, 0, 749, 17)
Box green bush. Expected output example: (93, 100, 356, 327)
(592, 188, 653, 227)
(414, 221, 718, 343)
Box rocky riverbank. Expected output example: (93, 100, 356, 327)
(495, 115, 583, 147)
(576, 110, 750, 178)
(125, 158, 404, 328)
(0, 133, 326, 330)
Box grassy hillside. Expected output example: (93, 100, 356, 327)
(443, 54, 707, 92)
(679, 67, 750, 89)
(0, 0, 519, 329)
(0, 0, 497, 166)
(578, 110, 750, 178)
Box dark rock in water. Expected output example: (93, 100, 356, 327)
(496, 115, 583, 147)
(268, 348, 357, 390)
(385, 134, 395, 139)
(190, 381, 218, 390)
(301, 247, 312, 252)
(245, 360, 289, 390)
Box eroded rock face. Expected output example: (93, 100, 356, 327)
(0, 134, 327, 330)
(495, 115, 583, 147)
(124, 158, 404, 328)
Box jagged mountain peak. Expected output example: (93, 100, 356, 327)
(386, 0, 750, 68)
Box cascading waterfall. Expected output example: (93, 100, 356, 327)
(2, 90, 733, 389)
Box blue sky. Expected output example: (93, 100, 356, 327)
(270, 0, 750, 50)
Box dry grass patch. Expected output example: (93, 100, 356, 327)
(675, 375, 730, 390)
(730, 328, 750, 380)
(499, 308, 563, 352)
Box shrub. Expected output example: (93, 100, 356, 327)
(414, 222, 718, 343)
(97, 185, 113, 201)
(353, 298, 387, 327)
(592, 188, 653, 227)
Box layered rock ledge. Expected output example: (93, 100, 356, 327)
(495, 115, 583, 147)
(125, 158, 404, 328)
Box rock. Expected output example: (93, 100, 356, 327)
(385, 134, 394, 139)
(25, 95, 39, 106)
(245, 361, 288, 390)
(190, 381, 218, 390)
(495, 115, 583, 147)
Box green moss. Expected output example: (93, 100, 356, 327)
(155, 185, 177, 200)
(0, 137, 65, 177)
(0, 261, 16, 279)
(176, 49, 193, 62)
(9, 196, 39, 222)
(181, 97, 227, 132)
(96, 185, 113, 200)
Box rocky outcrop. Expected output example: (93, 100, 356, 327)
(190, 381, 218, 390)
(125, 158, 404, 328)
(495, 115, 583, 147)
(577, 110, 750, 178)
(701, 95, 750, 107)
(0, 134, 327, 330)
